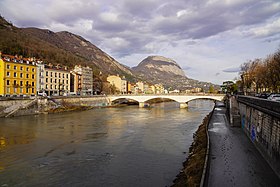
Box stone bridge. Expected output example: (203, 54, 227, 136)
(108, 94, 225, 108)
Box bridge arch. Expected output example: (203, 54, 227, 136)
(108, 95, 225, 108)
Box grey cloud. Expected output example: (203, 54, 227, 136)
(1, 0, 280, 60)
(223, 67, 241, 73)
(182, 66, 192, 71)
(93, 13, 132, 32)
(120, 0, 160, 19)
(152, 0, 280, 40)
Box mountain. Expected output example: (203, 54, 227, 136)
(0, 16, 134, 79)
(0, 16, 217, 90)
(132, 56, 215, 90)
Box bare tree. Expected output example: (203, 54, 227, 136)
(239, 48, 280, 93)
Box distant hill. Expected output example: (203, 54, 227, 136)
(0, 16, 134, 80)
(132, 56, 216, 90)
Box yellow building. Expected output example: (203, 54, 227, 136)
(107, 75, 127, 94)
(2, 55, 37, 96)
(155, 84, 165, 94)
(0, 54, 4, 96)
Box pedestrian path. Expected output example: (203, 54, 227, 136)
(207, 103, 280, 187)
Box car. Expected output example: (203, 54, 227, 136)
(267, 94, 280, 101)
(38, 91, 47, 97)
(258, 93, 270, 99)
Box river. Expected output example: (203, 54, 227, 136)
(0, 100, 214, 187)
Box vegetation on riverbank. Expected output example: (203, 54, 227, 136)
(47, 105, 94, 113)
(171, 112, 212, 187)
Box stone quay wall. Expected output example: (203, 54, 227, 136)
(0, 96, 110, 117)
(237, 96, 280, 178)
(49, 96, 110, 107)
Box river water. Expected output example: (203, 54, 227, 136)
(0, 100, 214, 187)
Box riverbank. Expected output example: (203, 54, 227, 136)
(171, 111, 212, 187)
(0, 96, 109, 117)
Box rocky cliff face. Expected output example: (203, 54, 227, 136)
(134, 56, 186, 77)
(132, 56, 214, 90)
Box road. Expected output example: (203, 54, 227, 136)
(207, 102, 280, 187)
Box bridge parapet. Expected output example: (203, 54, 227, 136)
(108, 94, 225, 108)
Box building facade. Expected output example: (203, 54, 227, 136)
(121, 77, 127, 94)
(43, 64, 70, 96)
(1, 55, 37, 96)
(107, 75, 121, 93)
(107, 75, 127, 94)
(72, 65, 93, 95)
(70, 71, 82, 95)
(0, 56, 4, 96)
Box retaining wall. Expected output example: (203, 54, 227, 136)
(51, 96, 109, 107)
(237, 96, 280, 178)
(0, 96, 110, 117)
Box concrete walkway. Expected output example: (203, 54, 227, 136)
(207, 103, 280, 187)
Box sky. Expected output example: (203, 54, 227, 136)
(0, 0, 280, 84)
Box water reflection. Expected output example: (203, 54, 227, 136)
(0, 100, 214, 187)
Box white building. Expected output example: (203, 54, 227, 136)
(73, 65, 93, 95)
(37, 63, 70, 96)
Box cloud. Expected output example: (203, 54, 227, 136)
(0, 0, 280, 84)
(247, 17, 280, 38)
(223, 67, 241, 73)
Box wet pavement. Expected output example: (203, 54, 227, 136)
(207, 103, 280, 187)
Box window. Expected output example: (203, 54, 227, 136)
(20, 88, 23, 93)
(20, 73, 23, 78)
(20, 66, 23, 70)
(32, 68, 35, 72)
(32, 82, 34, 86)
(7, 80, 10, 85)
(59, 73, 61, 78)
(13, 80, 17, 85)
(32, 88, 34, 93)
(14, 72, 17, 77)
(26, 88, 29, 93)
(20, 81, 23, 86)
(46, 78, 48, 83)
(50, 72, 53, 77)
(6, 72, 10, 77)
(26, 74, 29, 78)
(32, 74, 34, 79)
(14, 66, 17, 70)
(26, 67, 29, 71)
(46, 71, 48, 76)
(7, 64, 10, 69)
(46, 85, 48, 89)
(55, 73, 57, 77)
